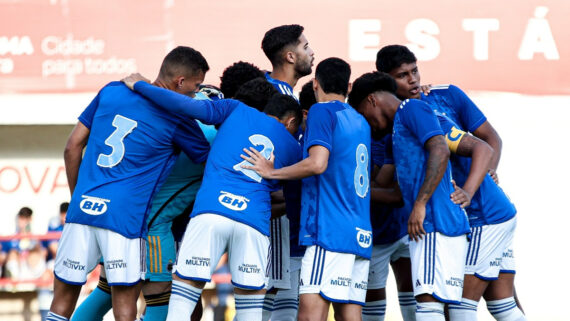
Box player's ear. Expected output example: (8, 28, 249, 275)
(175, 76, 185, 89)
(285, 50, 295, 64)
(347, 82, 353, 96)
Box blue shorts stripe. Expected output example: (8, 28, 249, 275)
(317, 247, 326, 285)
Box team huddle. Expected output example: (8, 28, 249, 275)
(45, 24, 525, 321)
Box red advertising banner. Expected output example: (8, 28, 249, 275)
(0, 0, 568, 95)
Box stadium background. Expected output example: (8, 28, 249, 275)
(0, 0, 567, 320)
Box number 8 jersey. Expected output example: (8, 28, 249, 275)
(66, 82, 210, 239)
(300, 101, 373, 259)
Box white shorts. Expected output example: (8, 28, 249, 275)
(299, 245, 369, 306)
(267, 215, 291, 290)
(54, 223, 145, 286)
(272, 257, 302, 315)
(465, 217, 517, 280)
(174, 214, 269, 290)
(409, 232, 468, 304)
(368, 235, 410, 289)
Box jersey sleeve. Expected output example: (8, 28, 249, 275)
(304, 104, 336, 152)
(172, 119, 211, 164)
(448, 85, 487, 132)
(437, 114, 467, 154)
(133, 81, 238, 125)
(400, 100, 444, 145)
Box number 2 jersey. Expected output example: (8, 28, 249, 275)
(132, 81, 302, 236)
(300, 101, 373, 259)
(66, 82, 210, 239)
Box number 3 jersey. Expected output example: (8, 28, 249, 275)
(300, 101, 373, 259)
(66, 82, 210, 239)
(131, 81, 302, 237)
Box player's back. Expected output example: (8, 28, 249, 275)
(67, 82, 209, 239)
(301, 101, 372, 258)
(191, 102, 301, 236)
(392, 99, 469, 237)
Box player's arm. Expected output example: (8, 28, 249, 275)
(122, 73, 236, 125)
(408, 135, 450, 241)
(241, 145, 329, 180)
(472, 121, 502, 181)
(444, 124, 494, 207)
(371, 164, 402, 205)
(64, 122, 90, 194)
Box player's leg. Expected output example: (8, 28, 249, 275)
(167, 214, 229, 321)
(266, 215, 293, 321)
(49, 223, 102, 320)
(410, 232, 468, 321)
(363, 244, 390, 321)
(391, 237, 416, 321)
(298, 293, 330, 321)
(334, 255, 369, 321)
(228, 219, 270, 321)
(70, 267, 113, 321)
(271, 257, 302, 321)
(110, 282, 143, 321)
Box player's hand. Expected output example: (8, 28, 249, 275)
(450, 180, 471, 208)
(488, 169, 499, 184)
(240, 147, 275, 179)
(408, 202, 426, 242)
(420, 84, 433, 95)
(121, 73, 151, 90)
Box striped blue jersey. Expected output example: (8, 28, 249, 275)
(133, 81, 302, 236)
(265, 72, 299, 101)
(300, 101, 373, 259)
(436, 114, 516, 227)
(66, 82, 210, 238)
(392, 99, 469, 237)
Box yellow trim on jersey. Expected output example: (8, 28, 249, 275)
(445, 126, 466, 153)
(157, 235, 162, 273)
(147, 236, 153, 272)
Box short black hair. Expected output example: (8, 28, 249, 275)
(219, 61, 264, 98)
(159, 46, 209, 79)
(234, 77, 278, 111)
(18, 207, 33, 218)
(348, 72, 397, 109)
(262, 24, 304, 66)
(299, 80, 316, 111)
(375, 45, 417, 73)
(264, 94, 303, 127)
(60, 202, 69, 214)
(315, 57, 351, 96)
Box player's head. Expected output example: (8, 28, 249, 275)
(234, 77, 278, 111)
(348, 71, 398, 139)
(264, 94, 303, 135)
(376, 45, 420, 99)
(298, 80, 316, 130)
(17, 206, 33, 231)
(219, 61, 264, 98)
(262, 24, 314, 77)
(313, 57, 351, 101)
(158, 46, 209, 97)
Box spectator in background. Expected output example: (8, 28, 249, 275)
(45, 202, 68, 263)
(4, 207, 47, 280)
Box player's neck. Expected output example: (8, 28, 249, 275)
(152, 78, 173, 90)
(385, 94, 401, 120)
(317, 93, 346, 104)
(270, 67, 298, 88)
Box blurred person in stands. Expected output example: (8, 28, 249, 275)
(4, 207, 47, 280)
(45, 202, 69, 264)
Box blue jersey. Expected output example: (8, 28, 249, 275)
(133, 81, 302, 236)
(265, 72, 298, 101)
(392, 99, 469, 237)
(436, 114, 516, 227)
(300, 101, 372, 259)
(66, 82, 210, 239)
(421, 84, 486, 133)
(370, 137, 408, 245)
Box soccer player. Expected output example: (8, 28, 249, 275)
(49, 46, 211, 321)
(122, 73, 303, 321)
(219, 61, 265, 99)
(376, 45, 525, 321)
(348, 72, 470, 321)
(241, 58, 372, 321)
(261, 24, 314, 320)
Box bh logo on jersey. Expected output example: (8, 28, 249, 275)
(218, 191, 249, 211)
(356, 228, 372, 248)
(80, 195, 110, 215)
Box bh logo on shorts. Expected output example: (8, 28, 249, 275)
(80, 195, 110, 215)
(356, 228, 372, 248)
(218, 191, 249, 211)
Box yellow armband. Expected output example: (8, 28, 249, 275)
(445, 126, 466, 153)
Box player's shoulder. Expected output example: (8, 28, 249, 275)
(400, 98, 431, 110)
(428, 84, 464, 96)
